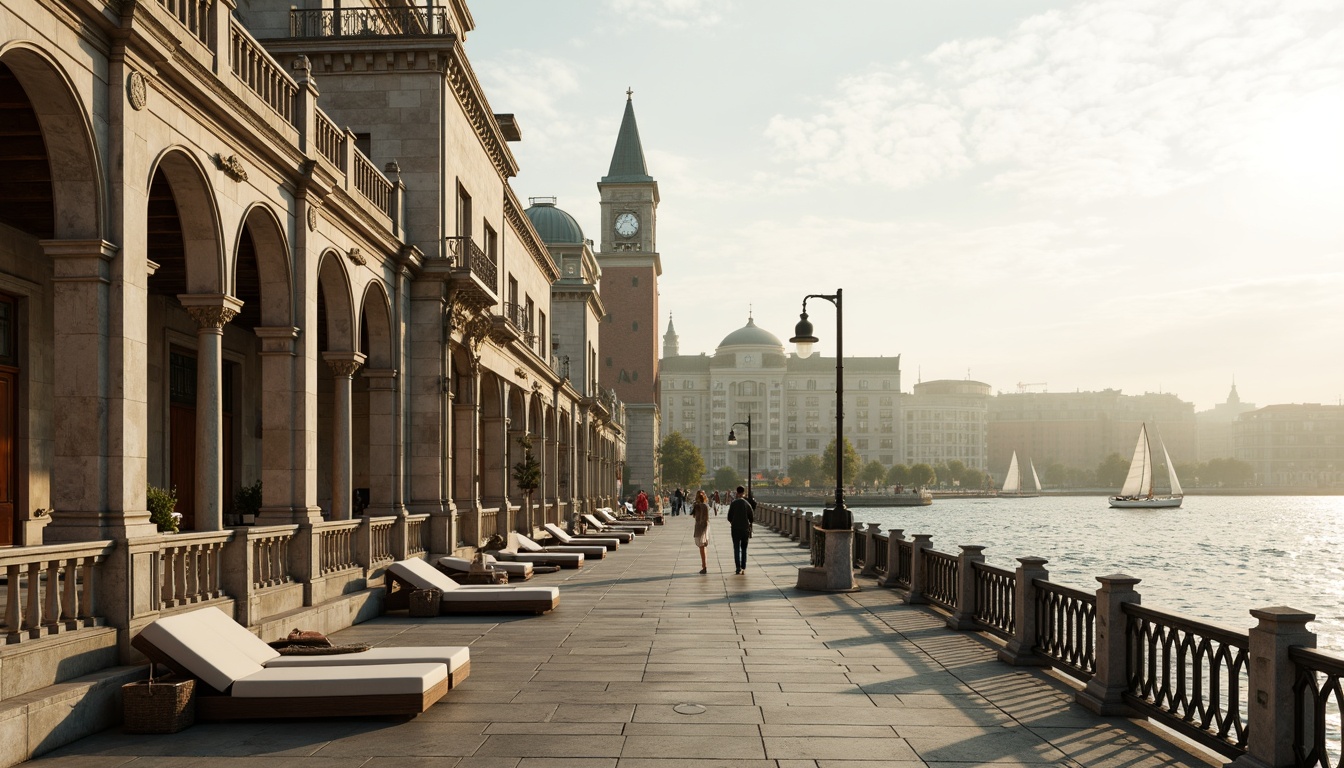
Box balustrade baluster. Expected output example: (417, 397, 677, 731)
(6, 564, 20, 636)
(25, 561, 40, 629)
(61, 557, 77, 622)
(43, 559, 60, 626)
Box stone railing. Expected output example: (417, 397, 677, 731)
(314, 109, 343, 168)
(1034, 578, 1096, 679)
(971, 561, 1015, 639)
(479, 507, 499, 544)
(1292, 644, 1344, 766)
(0, 540, 115, 643)
(406, 514, 429, 557)
(315, 520, 360, 574)
(157, 531, 230, 609)
(245, 525, 296, 590)
(352, 151, 393, 217)
(922, 548, 958, 611)
(367, 516, 396, 566)
(158, 0, 210, 44)
(229, 19, 296, 122)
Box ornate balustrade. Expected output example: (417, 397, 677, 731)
(314, 520, 360, 574)
(922, 548, 959, 610)
(158, 531, 230, 609)
(443, 235, 499, 294)
(367, 516, 396, 566)
(247, 526, 296, 590)
(157, 0, 211, 44)
(894, 539, 913, 587)
(314, 109, 343, 168)
(871, 533, 889, 574)
(972, 561, 1015, 638)
(0, 541, 114, 642)
(1292, 646, 1344, 767)
(288, 6, 451, 38)
(479, 508, 499, 544)
(352, 151, 393, 217)
(229, 19, 296, 122)
(1122, 603, 1249, 757)
(406, 514, 429, 557)
(1034, 579, 1096, 680)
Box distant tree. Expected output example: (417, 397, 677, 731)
(1204, 457, 1255, 487)
(1041, 461, 1068, 488)
(1175, 461, 1203, 488)
(944, 460, 967, 486)
(932, 463, 950, 487)
(820, 438, 862, 486)
(1065, 467, 1095, 488)
(859, 460, 887, 487)
(909, 463, 937, 487)
(1096, 453, 1130, 489)
(658, 432, 706, 488)
(713, 465, 742, 490)
(961, 468, 987, 490)
(788, 455, 824, 487)
(886, 463, 911, 486)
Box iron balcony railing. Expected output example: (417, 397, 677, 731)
(289, 6, 451, 39)
(444, 236, 499, 294)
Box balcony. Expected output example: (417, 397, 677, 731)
(426, 236, 498, 305)
(490, 301, 526, 346)
(288, 7, 452, 39)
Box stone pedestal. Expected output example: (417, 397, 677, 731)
(796, 527, 859, 592)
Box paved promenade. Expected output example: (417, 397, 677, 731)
(31, 516, 1221, 767)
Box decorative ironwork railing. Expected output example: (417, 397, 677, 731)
(368, 517, 396, 566)
(852, 529, 865, 567)
(316, 521, 360, 574)
(352, 151, 392, 217)
(894, 539, 912, 587)
(1034, 579, 1096, 680)
(810, 527, 825, 567)
(157, 0, 210, 44)
(407, 514, 429, 556)
(1123, 602, 1249, 757)
(871, 533, 889, 574)
(229, 20, 296, 122)
(501, 301, 528, 332)
(289, 6, 451, 39)
(1292, 646, 1344, 768)
(314, 110, 343, 168)
(1, 541, 115, 642)
(444, 235, 499, 293)
(972, 561, 1015, 638)
(923, 548, 958, 610)
(158, 532, 230, 609)
(248, 527, 296, 590)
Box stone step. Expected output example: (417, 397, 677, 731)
(0, 663, 143, 768)
(0, 626, 119, 702)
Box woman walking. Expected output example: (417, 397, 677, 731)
(691, 490, 711, 574)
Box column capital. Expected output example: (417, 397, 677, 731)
(42, 239, 117, 283)
(178, 293, 244, 329)
(323, 351, 366, 378)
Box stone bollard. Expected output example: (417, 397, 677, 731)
(800, 512, 812, 548)
(1226, 606, 1316, 768)
(998, 556, 1050, 666)
(860, 523, 882, 578)
(945, 545, 986, 630)
(1076, 574, 1141, 716)
(793, 509, 804, 541)
(904, 534, 932, 605)
(880, 529, 904, 587)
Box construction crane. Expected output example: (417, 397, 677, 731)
(1016, 382, 1047, 393)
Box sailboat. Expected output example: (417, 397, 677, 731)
(999, 451, 1041, 498)
(1108, 423, 1183, 509)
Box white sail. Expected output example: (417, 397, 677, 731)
(1002, 451, 1021, 493)
(1118, 425, 1152, 498)
(1029, 460, 1042, 492)
(1163, 443, 1184, 497)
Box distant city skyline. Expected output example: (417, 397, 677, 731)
(466, 1, 1344, 411)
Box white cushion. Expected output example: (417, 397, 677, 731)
(446, 586, 559, 602)
(515, 534, 545, 552)
(438, 556, 532, 577)
(138, 611, 265, 692)
(266, 645, 470, 672)
(388, 558, 461, 592)
(231, 662, 446, 698)
(494, 551, 583, 565)
(192, 606, 282, 665)
(544, 525, 619, 548)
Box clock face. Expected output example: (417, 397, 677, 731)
(615, 212, 639, 238)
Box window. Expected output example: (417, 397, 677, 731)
(632, 321, 638, 331)
(632, 276, 639, 287)
(456, 184, 472, 238)
(606, 356, 612, 367)
(806, 439, 819, 450)
(537, 312, 547, 356)
(0, 294, 14, 365)
(524, 296, 535, 335)
(483, 222, 497, 263)
(508, 275, 518, 310)
(354, 133, 372, 158)
(856, 396, 869, 407)
(880, 396, 893, 407)
(857, 439, 869, 450)
(683, 380, 694, 389)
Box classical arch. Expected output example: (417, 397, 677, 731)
(316, 250, 355, 353)
(147, 148, 225, 295)
(358, 281, 394, 369)
(232, 203, 293, 328)
(356, 280, 396, 515)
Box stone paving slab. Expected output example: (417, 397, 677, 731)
(27, 516, 1223, 767)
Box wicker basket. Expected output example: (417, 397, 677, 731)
(122, 676, 195, 734)
(408, 588, 442, 617)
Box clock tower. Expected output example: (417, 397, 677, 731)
(597, 90, 662, 495)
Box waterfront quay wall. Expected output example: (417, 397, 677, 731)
(757, 502, 1342, 767)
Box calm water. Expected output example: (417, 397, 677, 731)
(818, 495, 1344, 653)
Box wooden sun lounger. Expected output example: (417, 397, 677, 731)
(438, 555, 534, 580)
(514, 532, 605, 559)
(543, 523, 621, 551)
(582, 513, 646, 536)
(386, 559, 559, 615)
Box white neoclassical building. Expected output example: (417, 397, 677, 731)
(0, 0, 622, 760)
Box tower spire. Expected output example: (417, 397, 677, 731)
(663, 314, 680, 358)
(604, 91, 653, 183)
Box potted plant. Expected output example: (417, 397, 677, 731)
(234, 480, 262, 525)
(511, 434, 541, 532)
(147, 485, 180, 533)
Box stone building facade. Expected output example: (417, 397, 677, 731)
(0, 0, 622, 759)
(902, 380, 991, 471)
(1235, 404, 1344, 488)
(1195, 383, 1257, 461)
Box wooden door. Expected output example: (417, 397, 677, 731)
(0, 368, 14, 546)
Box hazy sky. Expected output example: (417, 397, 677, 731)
(465, 0, 1344, 411)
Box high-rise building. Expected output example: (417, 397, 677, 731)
(903, 380, 992, 472)
(597, 93, 662, 494)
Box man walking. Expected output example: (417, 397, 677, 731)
(726, 486, 755, 574)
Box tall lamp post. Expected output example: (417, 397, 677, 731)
(727, 415, 752, 497)
(790, 289, 850, 530)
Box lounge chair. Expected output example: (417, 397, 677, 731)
(584, 512, 648, 535)
(132, 606, 467, 719)
(515, 532, 605, 559)
(487, 535, 585, 568)
(438, 554, 533, 580)
(575, 515, 637, 541)
(596, 508, 652, 532)
(543, 523, 621, 551)
(385, 558, 559, 614)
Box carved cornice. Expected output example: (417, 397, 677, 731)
(444, 48, 519, 180)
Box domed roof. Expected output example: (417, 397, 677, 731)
(524, 199, 584, 244)
(717, 316, 784, 349)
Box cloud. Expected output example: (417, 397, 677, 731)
(765, 0, 1344, 202)
(606, 0, 724, 30)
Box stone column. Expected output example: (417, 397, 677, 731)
(363, 368, 398, 516)
(254, 326, 316, 524)
(323, 352, 365, 520)
(405, 282, 445, 519)
(904, 534, 932, 605)
(881, 529, 905, 588)
(1076, 574, 1141, 716)
(999, 556, 1050, 666)
(796, 525, 856, 592)
(1227, 607, 1316, 768)
(946, 545, 986, 630)
(179, 294, 243, 532)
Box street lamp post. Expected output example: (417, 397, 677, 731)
(727, 415, 752, 498)
(790, 289, 850, 530)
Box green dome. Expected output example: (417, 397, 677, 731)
(718, 317, 784, 349)
(525, 200, 584, 244)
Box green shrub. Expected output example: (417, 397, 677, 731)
(147, 485, 179, 533)
(234, 479, 262, 520)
